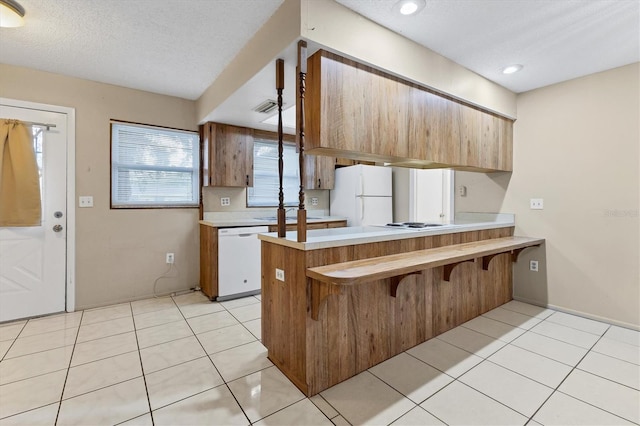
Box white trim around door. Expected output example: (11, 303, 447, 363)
(1, 97, 76, 313)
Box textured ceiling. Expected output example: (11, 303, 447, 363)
(335, 0, 640, 93)
(0, 0, 284, 100)
(0, 0, 637, 100)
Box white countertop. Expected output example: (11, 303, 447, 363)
(258, 213, 515, 250)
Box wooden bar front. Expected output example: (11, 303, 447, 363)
(261, 227, 515, 396)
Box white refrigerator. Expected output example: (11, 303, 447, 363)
(330, 165, 393, 226)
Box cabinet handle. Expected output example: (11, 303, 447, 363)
(318, 178, 321, 188)
(246, 175, 249, 186)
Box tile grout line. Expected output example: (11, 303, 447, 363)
(172, 293, 253, 425)
(130, 302, 156, 426)
(523, 323, 625, 424)
(211, 295, 316, 425)
(54, 309, 85, 426)
(307, 393, 345, 423)
(0, 321, 28, 362)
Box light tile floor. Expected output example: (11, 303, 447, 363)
(0, 294, 638, 425)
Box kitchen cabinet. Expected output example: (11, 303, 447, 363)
(199, 224, 218, 298)
(202, 122, 254, 187)
(305, 50, 514, 172)
(305, 154, 335, 189)
(200, 220, 346, 299)
(254, 129, 336, 190)
(261, 226, 518, 396)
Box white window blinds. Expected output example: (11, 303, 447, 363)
(111, 122, 199, 208)
(247, 139, 300, 207)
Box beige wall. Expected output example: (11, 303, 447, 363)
(456, 63, 640, 328)
(0, 64, 200, 310)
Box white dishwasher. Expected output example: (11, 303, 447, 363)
(217, 226, 269, 301)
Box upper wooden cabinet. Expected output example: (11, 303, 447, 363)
(202, 122, 254, 187)
(202, 123, 335, 190)
(305, 154, 335, 189)
(305, 50, 514, 172)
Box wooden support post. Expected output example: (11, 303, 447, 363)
(296, 40, 308, 243)
(276, 58, 286, 238)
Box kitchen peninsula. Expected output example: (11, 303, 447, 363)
(258, 213, 544, 396)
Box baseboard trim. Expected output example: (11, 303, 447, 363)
(512, 296, 640, 332)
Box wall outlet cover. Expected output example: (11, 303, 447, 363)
(79, 196, 94, 208)
(220, 197, 231, 206)
(275, 268, 285, 281)
(530, 260, 539, 272)
(530, 198, 544, 210)
(311, 197, 319, 206)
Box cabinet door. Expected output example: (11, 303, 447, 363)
(208, 123, 254, 187)
(306, 50, 514, 172)
(199, 224, 217, 299)
(305, 154, 335, 189)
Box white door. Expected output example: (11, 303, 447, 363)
(0, 105, 68, 321)
(410, 169, 454, 223)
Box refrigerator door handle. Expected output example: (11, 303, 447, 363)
(359, 174, 364, 197)
(361, 197, 365, 221)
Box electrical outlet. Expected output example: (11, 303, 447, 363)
(275, 268, 285, 281)
(530, 198, 544, 210)
(166, 253, 175, 264)
(311, 197, 319, 206)
(220, 197, 231, 207)
(530, 260, 539, 272)
(79, 196, 94, 208)
(458, 186, 467, 197)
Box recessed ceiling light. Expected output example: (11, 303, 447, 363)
(0, 0, 25, 28)
(394, 0, 426, 16)
(502, 64, 523, 75)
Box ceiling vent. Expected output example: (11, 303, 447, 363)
(252, 99, 279, 114)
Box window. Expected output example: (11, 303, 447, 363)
(247, 139, 300, 207)
(111, 122, 199, 208)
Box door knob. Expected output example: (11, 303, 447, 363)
(53, 224, 63, 232)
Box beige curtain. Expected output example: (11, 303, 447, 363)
(0, 119, 42, 227)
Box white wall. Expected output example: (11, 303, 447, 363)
(456, 63, 639, 328)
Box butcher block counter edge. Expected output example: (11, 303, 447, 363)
(305, 236, 544, 321)
(307, 236, 545, 285)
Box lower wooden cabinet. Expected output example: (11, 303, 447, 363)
(200, 220, 347, 299)
(199, 224, 218, 299)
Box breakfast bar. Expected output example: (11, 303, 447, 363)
(258, 213, 544, 396)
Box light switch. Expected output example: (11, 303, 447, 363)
(79, 196, 93, 208)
